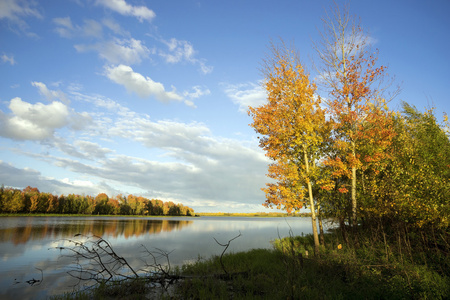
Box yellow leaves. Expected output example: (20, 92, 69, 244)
(249, 42, 331, 213)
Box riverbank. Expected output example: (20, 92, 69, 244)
(52, 229, 449, 299)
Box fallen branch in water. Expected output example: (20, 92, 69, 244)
(51, 234, 181, 292)
(51, 232, 245, 296)
(52, 234, 138, 287)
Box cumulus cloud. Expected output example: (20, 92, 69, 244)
(32, 81, 69, 104)
(1, 53, 16, 65)
(75, 38, 150, 65)
(0, 96, 91, 140)
(95, 0, 155, 23)
(105, 64, 183, 102)
(160, 38, 213, 74)
(0, 97, 70, 140)
(224, 82, 267, 113)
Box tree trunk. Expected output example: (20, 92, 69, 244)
(351, 141, 357, 228)
(317, 203, 325, 246)
(304, 150, 320, 255)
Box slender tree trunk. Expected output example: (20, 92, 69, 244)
(304, 149, 320, 255)
(317, 203, 325, 246)
(351, 141, 357, 228)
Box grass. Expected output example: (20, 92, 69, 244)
(173, 245, 448, 299)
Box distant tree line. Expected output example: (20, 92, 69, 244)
(0, 186, 195, 216)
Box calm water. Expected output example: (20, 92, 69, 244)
(0, 216, 318, 299)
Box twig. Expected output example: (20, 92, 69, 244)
(213, 231, 242, 275)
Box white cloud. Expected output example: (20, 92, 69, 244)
(32, 81, 69, 104)
(183, 100, 196, 108)
(75, 38, 150, 65)
(102, 18, 128, 36)
(1, 54, 16, 65)
(53, 16, 74, 38)
(183, 85, 211, 99)
(0, 97, 70, 140)
(61, 178, 95, 188)
(54, 17, 103, 39)
(81, 19, 103, 38)
(0, 0, 42, 35)
(0, 93, 92, 141)
(161, 38, 195, 63)
(160, 38, 213, 74)
(224, 82, 267, 113)
(95, 0, 155, 23)
(74, 140, 113, 158)
(105, 64, 183, 102)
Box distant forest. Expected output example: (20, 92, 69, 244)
(0, 186, 195, 216)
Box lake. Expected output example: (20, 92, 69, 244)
(0, 216, 319, 299)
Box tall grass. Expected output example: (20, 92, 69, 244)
(174, 229, 449, 299)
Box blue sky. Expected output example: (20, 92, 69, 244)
(1, 0, 449, 212)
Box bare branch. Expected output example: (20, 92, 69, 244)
(213, 231, 242, 275)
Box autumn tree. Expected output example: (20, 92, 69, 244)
(249, 41, 330, 254)
(2, 189, 25, 213)
(313, 3, 397, 227)
(94, 193, 110, 215)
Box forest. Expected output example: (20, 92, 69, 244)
(0, 186, 195, 216)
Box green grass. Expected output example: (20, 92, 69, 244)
(172, 228, 449, 299)
(173, 248, 448, 299)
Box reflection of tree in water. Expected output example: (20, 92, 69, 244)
(1, 219, 194, 245)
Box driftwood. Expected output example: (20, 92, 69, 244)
(51, 234, 180, 291)
(52, 234, 139, 288)
(50, 232, 244, 295)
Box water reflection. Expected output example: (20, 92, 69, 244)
(0, 217, 193, 245)
(0, 216, 317, 300)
